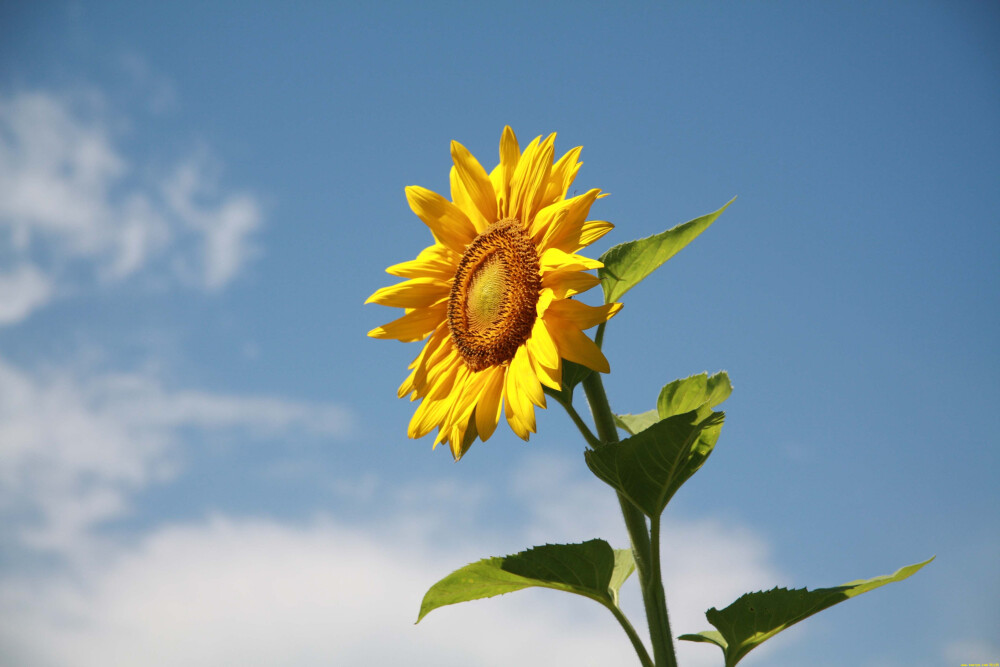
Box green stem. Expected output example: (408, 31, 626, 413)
(649, 517, 676, 666)
(582, 370, 677, 667)
(545, 387, 602, 449)
(607, 602, 655, 667)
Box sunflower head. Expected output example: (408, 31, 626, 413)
(367, 127, 621, 460)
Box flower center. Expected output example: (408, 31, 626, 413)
(448, 218, 541, 372)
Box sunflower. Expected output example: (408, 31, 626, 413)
(366, 127, 622, 460)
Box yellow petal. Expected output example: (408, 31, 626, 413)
(509, 133, 555, 226)
(451, 166, 489, 234)
(539, 247, 603, 273)
(398, 325, 449, 398)
(408, 393, 452, 439)
(406, 329, 453, 398)
(451, 413, 480, 460)
(368, 301, 447, 341)
(574, 220, 614, 252)
(423, 348, 464, 400)
(405, 186, 477, 254)
(537, 189, 601, 253)
(541, 269, 600, 299)
(451, 140, 498, 225)
(541, 145, 583, 207)
(513, 345, 545, 409)
(365, 277, 449, 308)
(527, 346, 561, 391)
(526, 315, 560, 369)
(546, 299, 623, 331)
(386, 244, 459, 280)
(544, 313, 611, 373)
(503, 375, 533, 440)
(474, 365, 506, 441)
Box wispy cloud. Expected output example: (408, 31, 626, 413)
(0, 355, 352, 555)
(0, 88, 262, 324)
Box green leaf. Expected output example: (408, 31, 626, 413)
(614, 409, 659, 436)
(677, 630, 727, 651)
(609, 548, 637, 607)
(417, 539, 636, 622)
(585, 409, 725, 518)
(551, 358, 593, 403)
(679, 557, 935, 667)
(599, 197, 735, 303)
(657, 371, 732, 419)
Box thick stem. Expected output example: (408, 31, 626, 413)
(649, 517, 676, 667)
(582, 370, 677, 667)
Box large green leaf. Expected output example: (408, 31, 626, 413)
(417, 539, 636, 622)
(585, 409, 725, 518)
(598, 198, 735, 303)
(678, 557, 935, 667)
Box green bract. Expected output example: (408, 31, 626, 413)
(599, 198, 735, 303)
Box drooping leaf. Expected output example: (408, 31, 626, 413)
(598, 198, 735, 303)
(417, 539, 636, 622)
(585, 409, 725, 518)
(678, 557, 935, 667)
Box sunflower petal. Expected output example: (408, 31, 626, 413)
(545, 313, 611, 373)
(509, 133, 555, 225)
(386, 244, 459, 280)
(546, 299, 623, 330)
(409, 393, 453, 439)
(541, 145, 583, 207)
(503, 361, 536, 439)
(451, 166, 489, 234)
(538, 189, 601, 253)
(492, 126, 521, 219)
(539, 247, 604, 273)
(451, 140, 498, 225)
(526, 315, 560, 369)
(365, 277, 449, 308)
(528, 346, 562, 391)
(405, 186, 476, 254)
(541, 269, 600, 299)
(368, 301, 447, 341)
(475, 366, 506, 441)
(575, 220, 615, 251)
(513, 345, 545, 409)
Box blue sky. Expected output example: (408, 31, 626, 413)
(1, 2, 997, 665)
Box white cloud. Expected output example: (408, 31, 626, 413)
(0, 355, 352, 555)
(0, 264, 53, 324)
(0, 515, 639, 667)
(0, 88, 263, 324)
(0, 501, 786, 667)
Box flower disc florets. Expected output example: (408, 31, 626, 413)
(448, 218, 541, 372)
